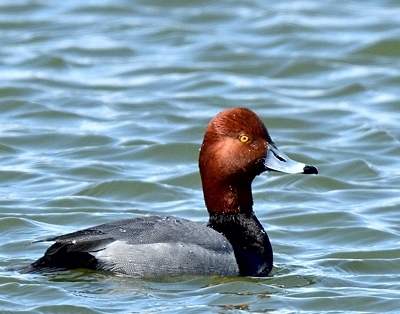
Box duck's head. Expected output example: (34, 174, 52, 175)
(199, 107, 317, 214)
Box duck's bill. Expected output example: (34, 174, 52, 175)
(265, 143, 318, 175)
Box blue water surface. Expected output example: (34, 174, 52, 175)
(1, 1, 400, 313)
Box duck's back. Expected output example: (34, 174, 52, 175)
(30, 216, 239, 277)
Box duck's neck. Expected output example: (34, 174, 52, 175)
(207, 211, 273, 276)
(203, 178, 255, 214)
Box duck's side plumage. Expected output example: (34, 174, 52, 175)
(30, 216, 239, 277)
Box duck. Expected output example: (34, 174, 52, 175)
(27, 107, 317, 277)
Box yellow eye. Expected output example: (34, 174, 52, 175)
(239, 135, 250, 143)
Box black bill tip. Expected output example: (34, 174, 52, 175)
(303, 165, 318, 175)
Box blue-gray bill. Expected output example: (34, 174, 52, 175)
(265, 143, 318, 175)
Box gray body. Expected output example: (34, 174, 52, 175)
(33, 216, 239, 277)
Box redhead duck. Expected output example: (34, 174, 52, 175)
(27, 107, 317, 277)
